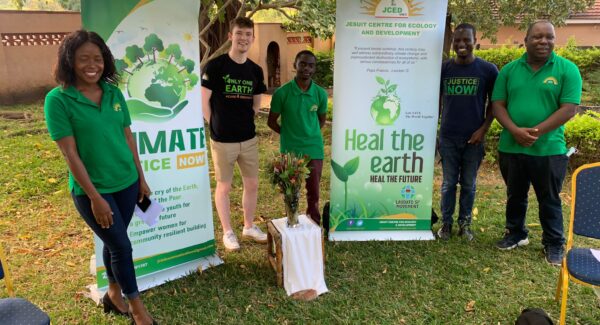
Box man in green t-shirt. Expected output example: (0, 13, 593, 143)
(491, 21, 582, 266)
(268, 50, 328, 225)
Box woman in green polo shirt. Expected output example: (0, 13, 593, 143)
(44, 30, 156, 325)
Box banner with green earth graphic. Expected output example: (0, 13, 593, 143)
(82, 0, 221, 299)
(328, 0, 448, 241)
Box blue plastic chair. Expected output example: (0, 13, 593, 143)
(0, 242, 51, 325)
(555, 162, 600, 325)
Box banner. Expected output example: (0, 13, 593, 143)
(82, 0, 221, 297)
(329, 0, 447, 241)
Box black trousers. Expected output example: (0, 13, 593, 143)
(498, 152, 568, 247)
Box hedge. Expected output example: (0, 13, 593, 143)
(312, 50, 334, 88)
(315, 38, 600, 87)
(485, 110, 600, 169)
(474, 38, 600, 76)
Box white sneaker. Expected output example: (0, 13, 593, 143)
(242, 224, 267, 243)
(222, 231, 240, 251)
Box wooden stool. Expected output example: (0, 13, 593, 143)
(266, 218, 325, 287)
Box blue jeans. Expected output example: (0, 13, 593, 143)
(498, 153, 567, 247)
(72, 180, 140, 299)
(439, 136, 484, 226)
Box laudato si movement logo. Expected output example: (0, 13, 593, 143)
(116, 33, 199, 123)
(370, 76, 401, 125)
(400, 185, 416, 199)
(361, 0, 423, 18)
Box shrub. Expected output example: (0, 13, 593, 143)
(475, 47, 524, 70)
(474, 46, 600, 74)
(564, 110, 600, 168)
(312, 50, 334, 88)
(326, 100, 333, 121)
(555, 39, 600, 77)
(485, 111, 600, 168)
(484, 120, 502, 163)
(473, 38, 600, 75)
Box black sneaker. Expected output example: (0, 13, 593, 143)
(495, 230, 529, 250)
(544, 245, 564, 266)
(437, 223, 452, 240)
(458, 225, 474, 241)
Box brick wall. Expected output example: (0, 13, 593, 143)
(0, 10, 80, 105)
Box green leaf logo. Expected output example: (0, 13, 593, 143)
(331, 159, 348, 182)
(331, 156, 360, 211)
(371, 76, 401, 126)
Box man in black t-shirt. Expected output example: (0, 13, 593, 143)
(437, 23, 498, 241)
(201, 17, 267, 251)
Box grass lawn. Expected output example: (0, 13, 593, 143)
(0, 102, 598, 324)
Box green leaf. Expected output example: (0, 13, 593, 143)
(375, 76, 386, 85)
(388, 84, 397, 93)
(343, 157, 360, 176)
(331, 159, 348, 182)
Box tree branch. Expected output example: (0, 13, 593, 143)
(200, 0, 235, 36)
(273, 7, 297, 21)
(247, 0, 300, 19)
(200, 40, 231, 70)
(199, 0, 309, 69)
(232, 0, 247, 19)
(258, 0, 299, 10)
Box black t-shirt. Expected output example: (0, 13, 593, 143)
(440, 57, 498, 139)
(201, 54, 266, 142)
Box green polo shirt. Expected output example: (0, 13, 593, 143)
(270, 79, 328, 159)
(491, 52, 582, 156)
(44, 81, 138, 195)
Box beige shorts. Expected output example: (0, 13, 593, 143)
(210, 136, 259, 182)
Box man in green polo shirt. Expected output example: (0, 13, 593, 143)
(491, 21, 582, 265)
(268, 50, 328, 225)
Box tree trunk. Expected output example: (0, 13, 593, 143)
(199, 1, 242, 69)
(442, 12, 452, 61)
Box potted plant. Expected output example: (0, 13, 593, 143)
(268, 153, 311, 227)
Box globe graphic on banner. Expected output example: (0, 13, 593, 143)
(370, 76, 401, 126)
(116, 33, 199, 123)
(127, 61, 186, 108)
(370, 94, 401, 125)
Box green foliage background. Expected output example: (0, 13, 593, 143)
(316, 40, 600, 91)
(312, 50, 334, 88)
(485, 111, 600, 169)
(474, 38, 600, 76)
(447, 0, 595, 43)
